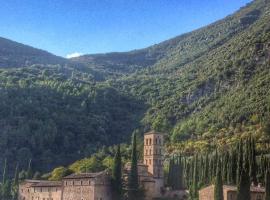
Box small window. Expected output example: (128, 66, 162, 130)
(149, 139, 152, 145)
(155, 138, 158, 144)
(256, 194, 263, 200)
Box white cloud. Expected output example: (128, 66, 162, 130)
(66, 52, 82, 59)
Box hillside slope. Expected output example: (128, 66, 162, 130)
(0, 0, 270, 175)
(0, 37, 69, 68)
(112, 0, 270, 141)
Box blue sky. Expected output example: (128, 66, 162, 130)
(0, 0, 252, 57)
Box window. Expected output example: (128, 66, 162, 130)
(155, 138, 157, 144)
(146, 139, 148, 145)
(145, 159, 148, 164)
(149, 149, 151, 155)
(149, 160, 151, 165)
(149, 139, 152, 145)
(256, 194, 263, 200)
(146, 149, 148, 155)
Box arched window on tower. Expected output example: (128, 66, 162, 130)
(149, 139, 152, 145)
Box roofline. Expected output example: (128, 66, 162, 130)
(144, 130, 165, 135)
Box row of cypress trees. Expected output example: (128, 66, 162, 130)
(111, 133, 143, 200)
(0, 159, 34, 200)
(167, 136, 270, 200)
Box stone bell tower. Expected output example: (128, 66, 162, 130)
(143, 131, 164, 178)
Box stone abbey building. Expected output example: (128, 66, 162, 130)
(19, 131, 166, 200)
(199, 184, 265, 200)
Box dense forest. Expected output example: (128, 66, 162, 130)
(0, 0, 269, 191)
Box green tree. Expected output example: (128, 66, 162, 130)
(237, 142, 251, 200)
(265, 169, 270, 200)
(214, 159, 224, 200)
(112, 145, 123, 200)
(128, 133, 139, 200)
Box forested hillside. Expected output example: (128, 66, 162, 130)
(0, 65, 145, 173)
(0, 37, 69, 68)
(0, 0, 270, 176)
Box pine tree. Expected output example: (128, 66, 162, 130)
(128, 133, 139, 200)
(112, 145, 122, 200)
(265, 169, 270, 200)
(214, 159, 224, 200)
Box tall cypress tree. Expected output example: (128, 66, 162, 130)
(112, 145, 122, 200)
(249, 137, 257, 185)
(204, 154, 209, 184)
(128, 133, 139, 200)
(236, 140, 243, 185)
(214, 159, 224, 200)
(11, 163, 19, 200)
(191, 155, 198, 199)
(167, 158, 174, 187)
(265, 169, 270, 200)
(2, 158, 7, 184)
(237, 141, 251, 200)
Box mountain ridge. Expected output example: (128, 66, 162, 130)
(0, 0, 269, 175)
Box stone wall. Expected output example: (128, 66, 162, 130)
(62, 180, 94, 200)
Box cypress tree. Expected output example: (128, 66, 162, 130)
(236, 140, 243, 185)
(167, 158, 174, 187)
(249, 137, 257, 185)
(191, 155, 198, 199)
(265, 169, 270, 200)
(112, 145, 122, 200)
(214, 159, 224, 200)
(237, 141, 251, 200)
(128, 133, 139, 200)
(26, 159, 33, 179)
(2, 158, 7, 184)
(204, 154, 209, 184)
(11, 163, 19, 200)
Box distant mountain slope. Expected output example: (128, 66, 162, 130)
(0, 0, 270, 176)
(0, 37, 69, 68)
(112, 0, 270, 140)
(73, 0, 262, 78)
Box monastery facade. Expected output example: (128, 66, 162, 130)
(19, 131, 167, 200)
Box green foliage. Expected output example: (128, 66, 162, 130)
(128, 133, 139, 200)
(0, 65, 145, 174)
(265, 170, 270, 200)
(69, 156, 103, 173)
(112, 145, 123, 199)
(214, 159, 224, 200)
(49, 167, 73, 181)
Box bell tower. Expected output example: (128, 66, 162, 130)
(143, 131, 164, 178)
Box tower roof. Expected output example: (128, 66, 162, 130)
(144, 130, 164, 135)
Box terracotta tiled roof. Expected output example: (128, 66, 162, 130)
(63, 171, 106, 179)
(32, 181, 62, 187)
(224, 185, 265, 193)
(201, 184, 265, 193)
(144, 130, 164, 135)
